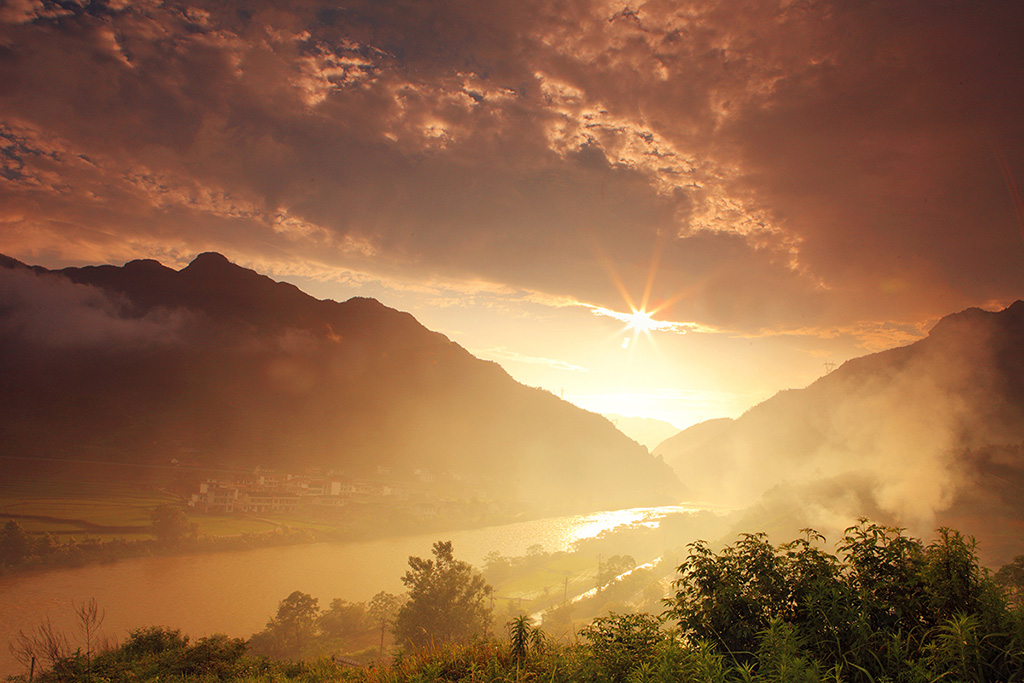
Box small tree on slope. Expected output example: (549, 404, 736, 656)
(393, 540, 492, 649)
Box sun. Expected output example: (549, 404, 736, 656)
(626, 308, 657, 333)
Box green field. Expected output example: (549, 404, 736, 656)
(0, 476, 180, 534)
(0, 474, 292, 539)
(1, 471, 344, 540)
(492, 553, 596, 598)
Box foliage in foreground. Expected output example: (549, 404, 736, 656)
(10, 522, 1024, 683)
(667, 521, 1024, 681)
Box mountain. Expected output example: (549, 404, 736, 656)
(655, 301, 1024, 563)
(650, 418, 733, 470)
(0, 253, 682, 512)
(602, 414, 682, 452)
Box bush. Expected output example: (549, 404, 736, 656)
(120, 625, 189, 657)
(666, 522, 1024, 682)
(579, 612, 664, 683)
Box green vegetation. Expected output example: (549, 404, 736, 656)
(0, 478, 180, 532)
(150, 504, 197, 544)
(394, 541, 493, 650)
(0, 517, 320, 574)
(667, 521, 1022, 681)
(483, 546, 593, 601)
(245, 541, 494, 661)
(9, 522, 1024, 683)
(246, 589, 402, 662)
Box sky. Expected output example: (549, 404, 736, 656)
(2, 0, 1023, 430)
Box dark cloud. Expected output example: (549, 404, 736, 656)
(715, 1, 1024, 319)
(1, 0, 1022, 335)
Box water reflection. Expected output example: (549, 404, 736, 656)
(0, 502, 721, 677)
(565, 505, 715, 545)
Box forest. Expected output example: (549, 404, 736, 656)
(8, 521, 1024, 683)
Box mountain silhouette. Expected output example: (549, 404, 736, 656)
(0, 253, 681, 512)
(655, 300, 1024, 563)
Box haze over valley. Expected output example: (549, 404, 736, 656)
(3, 0, 1024, 679)
(3, 252, 1024, 678)
(1, 252, 680, 515)
(4, 252, 1024, 565)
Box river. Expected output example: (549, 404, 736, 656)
(0, 503, 719, 676)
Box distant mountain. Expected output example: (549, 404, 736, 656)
(651, 418, 733, 470)
(602, 414, 682, 452)
(655, 301, 1024, 563)
(0, 253, 682, 512)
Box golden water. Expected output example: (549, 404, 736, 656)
(0, 503, 711, 676)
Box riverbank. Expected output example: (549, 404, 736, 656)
(8, 522, 1024, 683)
(0, 499, 672, 578)
(0, 503, 724, 678)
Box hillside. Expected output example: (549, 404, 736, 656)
(656, 301, 1024, 562)
(0, 253, 682, 512)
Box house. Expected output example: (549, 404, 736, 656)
(189, 482, 240, 513)
(237, 491, 301, 513)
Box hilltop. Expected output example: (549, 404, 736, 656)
(0, 253, 681, 513)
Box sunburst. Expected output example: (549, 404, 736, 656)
(625, 308, 658, 334)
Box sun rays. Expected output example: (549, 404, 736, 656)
(626, 308, 657, 333)
(581, 238, 715, 346)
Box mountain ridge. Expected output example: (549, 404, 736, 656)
(0, 253, 682, 513)
(655, 299, 1024, 562)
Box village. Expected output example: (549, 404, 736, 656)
(185, 466, 505, 523)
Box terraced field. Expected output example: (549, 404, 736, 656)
(0, 467, 352, 540)
(0, 474, 285, 539)
(1, 476, 173, 531)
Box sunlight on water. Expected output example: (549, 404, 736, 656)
(456, 503, 721, 559)
(564, 504, 719, 547)
(0, 502, 724, 677)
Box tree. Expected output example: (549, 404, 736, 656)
(597, 554, 636, 588)
(319, 598, 370, 640)
(249, 590, 320, 659)
(668, 532, 792, 658)
(995, 554, 1024, 607)
(72, 598, 105, 665)
(9, 617, 70, 674)
(0, 520, 31, 567)
(393, 540, 492, 649)
(150, 504, 195, 544)
(666, 523, 1021, 681)
(368, 591, 401, 659)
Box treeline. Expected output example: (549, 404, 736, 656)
(10, 521, 1024, 682)
(247, 590, 401, 661)
(0, 500, 552, 577)
(0, 515, 322, 575)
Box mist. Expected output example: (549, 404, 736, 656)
(656, 303, 1024, 561)
(0, 264, 189, 349)
(2, 256, 1024, 680)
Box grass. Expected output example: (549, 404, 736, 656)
(493, 554, 596, 597)
(0, 477, 181, 533)
(2, 472, 341, 540)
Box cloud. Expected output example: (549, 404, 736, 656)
(1, 0, 1021, 340)
(0, 264, 189, 348)
(582, 303, 717, 334)
(473, 346, 589, 373)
